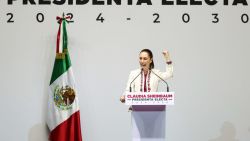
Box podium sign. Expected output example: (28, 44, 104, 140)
(125, 92, 174, 105)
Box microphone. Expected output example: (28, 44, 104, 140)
(129, 69, 142, 92)
(151, 70, 170, 92)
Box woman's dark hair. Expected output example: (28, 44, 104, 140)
(140, 49, 154, 69)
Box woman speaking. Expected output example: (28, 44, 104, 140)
(120, 49, 174, 141)
(120, 49, 173, 102)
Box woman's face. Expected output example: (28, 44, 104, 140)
(139, 51, 152, 71)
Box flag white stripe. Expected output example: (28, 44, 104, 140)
(47, 67, 80, 131)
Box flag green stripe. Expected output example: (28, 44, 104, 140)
(62, 20, 68, 50)
(50, 20, 72, 85)
(50, 53, 71, 85)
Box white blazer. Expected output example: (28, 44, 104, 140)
(125, 64, 173, 92)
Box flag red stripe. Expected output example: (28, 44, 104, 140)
(49, 111, 82, 141)
(56, 23, 62, 53)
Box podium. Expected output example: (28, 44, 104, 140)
(125, 92, 174, 141)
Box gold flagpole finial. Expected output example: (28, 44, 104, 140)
(62, 13, 65, 19)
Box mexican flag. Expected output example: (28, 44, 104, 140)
(47, 17, 82, 141)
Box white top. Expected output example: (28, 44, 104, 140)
(125, 64, 173, 92)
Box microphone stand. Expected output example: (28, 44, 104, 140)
(151, 70, 170, 92)
(129, 69, 142, 92)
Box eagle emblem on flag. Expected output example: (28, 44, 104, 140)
(54, 85, 76, 110)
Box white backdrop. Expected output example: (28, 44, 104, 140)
(0, 3, 250, 141)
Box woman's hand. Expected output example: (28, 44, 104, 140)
(162, 50, 171, 62)
(120, 95, 125, 103)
